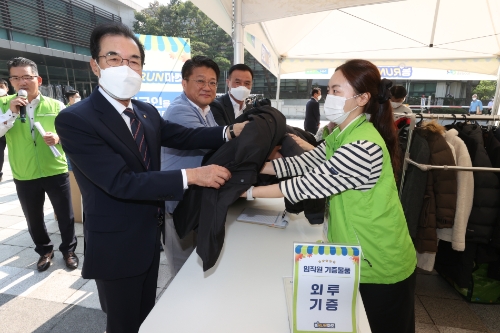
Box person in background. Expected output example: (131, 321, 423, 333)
(488, 98, 494, 108)
(304, 87, 321, 134)
(247, 59, 416, 333)
(469, 94, 483, 115)
(0, 78, 9, 181)
(210, 63, 253, 126)
(64, 89, 81, 107)
(161, 56, 228, 276)
(0, 57, 78, 272)
(390, 85, 412, 121)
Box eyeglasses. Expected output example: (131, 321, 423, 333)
(97, 53, 142, 71)
(9, 75, 38, 82)
(185, 79, 218, 89)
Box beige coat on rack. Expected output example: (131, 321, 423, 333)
(417, 128, 474, 271)
(437, 129, 474, 251)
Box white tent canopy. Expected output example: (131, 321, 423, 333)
(191, 0, 500, 75)
(191, 0, 500, 111)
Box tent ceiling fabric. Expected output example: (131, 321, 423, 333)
(191, 0, 500, 75)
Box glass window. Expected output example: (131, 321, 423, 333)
(0, 28, 8, 40)
(75, 46, 91, 56)
(47, 66, 68, 84)
(11, 31, 45, 47)
(48, 39, 73, 52)
(8, 0, 39, 37)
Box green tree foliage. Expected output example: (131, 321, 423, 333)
(473, 80, 497, 100)
(133, 0, 233, 71)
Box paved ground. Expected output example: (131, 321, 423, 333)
(1, 120, 500, 333)
(0, 160, 173, 333)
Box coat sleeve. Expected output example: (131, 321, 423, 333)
(55, 110, 219, 202)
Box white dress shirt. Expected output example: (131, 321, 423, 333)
(229, 94, 246, 118)
(98, 88, 196, 188)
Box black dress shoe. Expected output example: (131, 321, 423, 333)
(37, 251, 54, 272)
(63, 251, 79, 269)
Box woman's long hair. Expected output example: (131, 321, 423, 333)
(335, 59, 401, 177)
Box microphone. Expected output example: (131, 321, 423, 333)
(17, 89, 28, 123)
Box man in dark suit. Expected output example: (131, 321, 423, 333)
(55, 23, 246, 333)
(304, 87, 322, 134)
(210, 63, 253, 126)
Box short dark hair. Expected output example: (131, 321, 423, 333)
(182, 55, 220, 81)
(7, 57, 38, 76)
(311, 87, 321, 96)
(390, 85, 407, 99)
(228, 64, 253, 79)
(65, 89, 79, 100)
(0, 78, 8, 88)
(90, 22, 145, 66)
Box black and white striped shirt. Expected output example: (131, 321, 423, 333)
(273, 140, 384, 204)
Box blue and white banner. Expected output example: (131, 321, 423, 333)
(134, 34, 191, 116)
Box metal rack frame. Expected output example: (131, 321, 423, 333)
(396, 113, 500, 198)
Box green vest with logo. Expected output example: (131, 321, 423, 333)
(1, 94, 68, 180)
(325, 115, 416, 284)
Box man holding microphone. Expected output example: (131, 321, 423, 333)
(0, 57, 78, 272)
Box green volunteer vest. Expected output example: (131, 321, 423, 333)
(325, 115, 416, 284)
(1, 94, 68, 180)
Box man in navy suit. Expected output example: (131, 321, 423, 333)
(304, 87, 321, 134)
(55, 23, 246, 333)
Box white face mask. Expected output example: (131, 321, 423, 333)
(324, 94, 360, 124)
(0, 88, 7, 97)
(96, 63, 142, 100)
(390, 101, 402, 109)
(317, 95, 322, 101)
(230, 85, 251, 101)
(472, 97, 477, 101)
(73, 97, 81, 103)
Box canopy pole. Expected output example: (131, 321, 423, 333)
(275, 58, 282, 111)
(233, 0, 244, 64)
(492, 63, 500, 116)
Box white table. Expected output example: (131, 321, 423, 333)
(140, 198, 371, 333)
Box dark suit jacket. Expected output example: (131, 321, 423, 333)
(210, 93, 251, 126)
(55, 88, 225, 280)
(304, 98, 320, 134)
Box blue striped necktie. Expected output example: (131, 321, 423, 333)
(123, 108, 151, 170)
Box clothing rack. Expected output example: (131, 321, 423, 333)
(396, 113, 500, 198)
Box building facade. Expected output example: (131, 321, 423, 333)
(0, 0, 141, 102)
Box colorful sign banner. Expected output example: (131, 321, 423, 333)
(306, 69, 329, 75)
(293, 243, 361, 333)
(134, 34, 191, 116)
(378, 66, 412, 78)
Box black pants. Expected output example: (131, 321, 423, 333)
(14, 173, 77, 255)
(359, 270, 416, 333)
(96, 229, 161, 333)
(0, 136, 6, 175)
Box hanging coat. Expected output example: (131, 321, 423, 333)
(414, 122, 457, 254)
(458, 124, 500, 244)
(401, 130, 430, 238)
(173, 106, 287, 271)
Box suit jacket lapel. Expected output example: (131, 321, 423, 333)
(91, 90, 147, 170)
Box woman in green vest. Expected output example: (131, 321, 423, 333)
(249, 59, 416, 333)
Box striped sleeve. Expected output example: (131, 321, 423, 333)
(272, 142, 327, 178)
(279, 140, 383, 204)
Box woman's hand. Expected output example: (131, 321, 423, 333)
(289, 134, 315, 152)
(241, 184, 284, 199)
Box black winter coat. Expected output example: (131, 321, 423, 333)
(173, 106, 287, 271)
(458, 124, 500, 244)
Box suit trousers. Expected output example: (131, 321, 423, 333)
(96, 228, 161, 333)
(14, 173, 77, 256)
(162, 212, 196, 276)
(359, 269, 416, 333)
